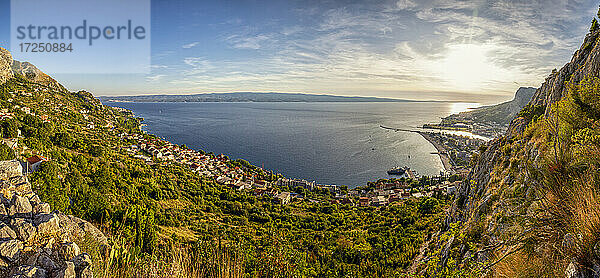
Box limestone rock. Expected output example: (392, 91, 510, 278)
(0, 161, 22, 180)
(58, 242, 80, 261)
(9, 195, 33, 218)
(11, 60, 64, 91)
(71, 253, 92, 278)
(16, 265, 48, 278)
(33, 203, 51, 215)
(0, 222, 17, 240)
(0, 47, 14, 84)
(36, 254, 58, 272)
(11, 218, 37, 242)
(0, 239, 23, 262)
(0, 203, 8, 219)
(52, 261, 75, 278)
(34, 213, 60, 236)
(29, 196, 41, 207)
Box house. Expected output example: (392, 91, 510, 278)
(274, 192, 291, 205)
(26, 155, 50, 173)
(358, 197, 370, 207)
(371, 195, 387, 207)
(389, 194, 401, 203)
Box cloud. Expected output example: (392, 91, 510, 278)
(151, 64, 169, 69)
(182, 42, 200, 49)
(395, 0, 417, 10)
(146, 74, 165, 82)
(183, 57, 215, 75)
(160, 0, 598, 102)
(227, 34, 272, 49)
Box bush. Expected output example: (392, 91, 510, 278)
(0, 143, 15, 160)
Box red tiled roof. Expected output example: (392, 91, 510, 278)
(26, 155, 49, 164)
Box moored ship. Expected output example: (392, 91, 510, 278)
(387, 166, 408, 175)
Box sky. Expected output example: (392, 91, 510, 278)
(1, 0, 599, 103)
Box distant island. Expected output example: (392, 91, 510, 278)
(100, 92, 424, 103)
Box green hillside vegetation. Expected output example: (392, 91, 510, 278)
(0, 75, 448, 277)
(423, 77, 600, 277)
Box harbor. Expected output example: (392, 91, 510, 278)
(380, 124, 484, 175)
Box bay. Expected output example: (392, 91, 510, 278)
(107, 101, 476, 187)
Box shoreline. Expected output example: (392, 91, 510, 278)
(416, 131, 453, 172)
(379, 125, 453, 172)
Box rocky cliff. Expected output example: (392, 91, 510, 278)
(441, 87, 536, 126)
(530, 30, 600, 113)
(0, 160, 108, 278)
(430, 27, 600, 277)
(0, 48, 14, 85)
(0, 47, 64, 91)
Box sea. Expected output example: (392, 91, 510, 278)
(106, 101, 481, 187)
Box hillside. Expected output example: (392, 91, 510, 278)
(100, 92, 415, 103)
(0, 47, 455, 277)
(419, 14, 600, 278)
(442, 87, 536, 126)
(425, 87, 536, 138)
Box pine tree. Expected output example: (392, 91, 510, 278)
(591, 18, 599, 32)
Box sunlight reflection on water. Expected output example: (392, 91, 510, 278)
(449, 102, 481, 114)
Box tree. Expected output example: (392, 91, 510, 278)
(591, 18, 599, 32)
(0, 119, 19, 138)
(0, 144, 15, 160)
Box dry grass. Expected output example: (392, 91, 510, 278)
(102, 241, 245, 278)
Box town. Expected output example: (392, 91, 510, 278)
(120, 130, 462, 207)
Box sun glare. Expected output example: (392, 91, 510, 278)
(434, 44, 509, 92)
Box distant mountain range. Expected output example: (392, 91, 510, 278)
(99, 92, 419, 103)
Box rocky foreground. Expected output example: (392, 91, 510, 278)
(0, 160, 108, 278)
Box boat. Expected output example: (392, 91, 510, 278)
(387, 166, 408, 175)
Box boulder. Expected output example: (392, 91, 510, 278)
(36, 254, 58, 272)
(58, 242, 80, 261)
(34, 213, 60, 236)
(52, 261, 75, 278)
(0, 193, 9, 207)
(71, 253, 93, 278)
(29, 195, 41, 207)
(0, 239, 23, 262)
(0, 222, 17, 240)
(33, 203, 51, 215)
(0, 203, 8, 219)
(11, 218, 37, 242)
(9, 195, 33, 218)
(16, 265, 48, 278)
(0, 160, 22, 180)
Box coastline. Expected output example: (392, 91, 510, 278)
(416, 131, 453, 172)
(379, 125, 453, 172)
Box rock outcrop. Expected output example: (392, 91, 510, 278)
(0, 161, 108, 278)
(530, 30, 600, 114)
(434, 29, 600, 277)
(0, 47, 65, 91)
(0, 48, 14, 85)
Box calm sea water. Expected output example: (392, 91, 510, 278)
(107, 102, 474, 187)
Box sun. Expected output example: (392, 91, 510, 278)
(435, 44, 510, 92)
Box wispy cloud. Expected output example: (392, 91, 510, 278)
(155, 0, 598, 102)
(226, 34, 272, 49)
(182, 42, 200, 49)
(146, 74, 166, 82)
